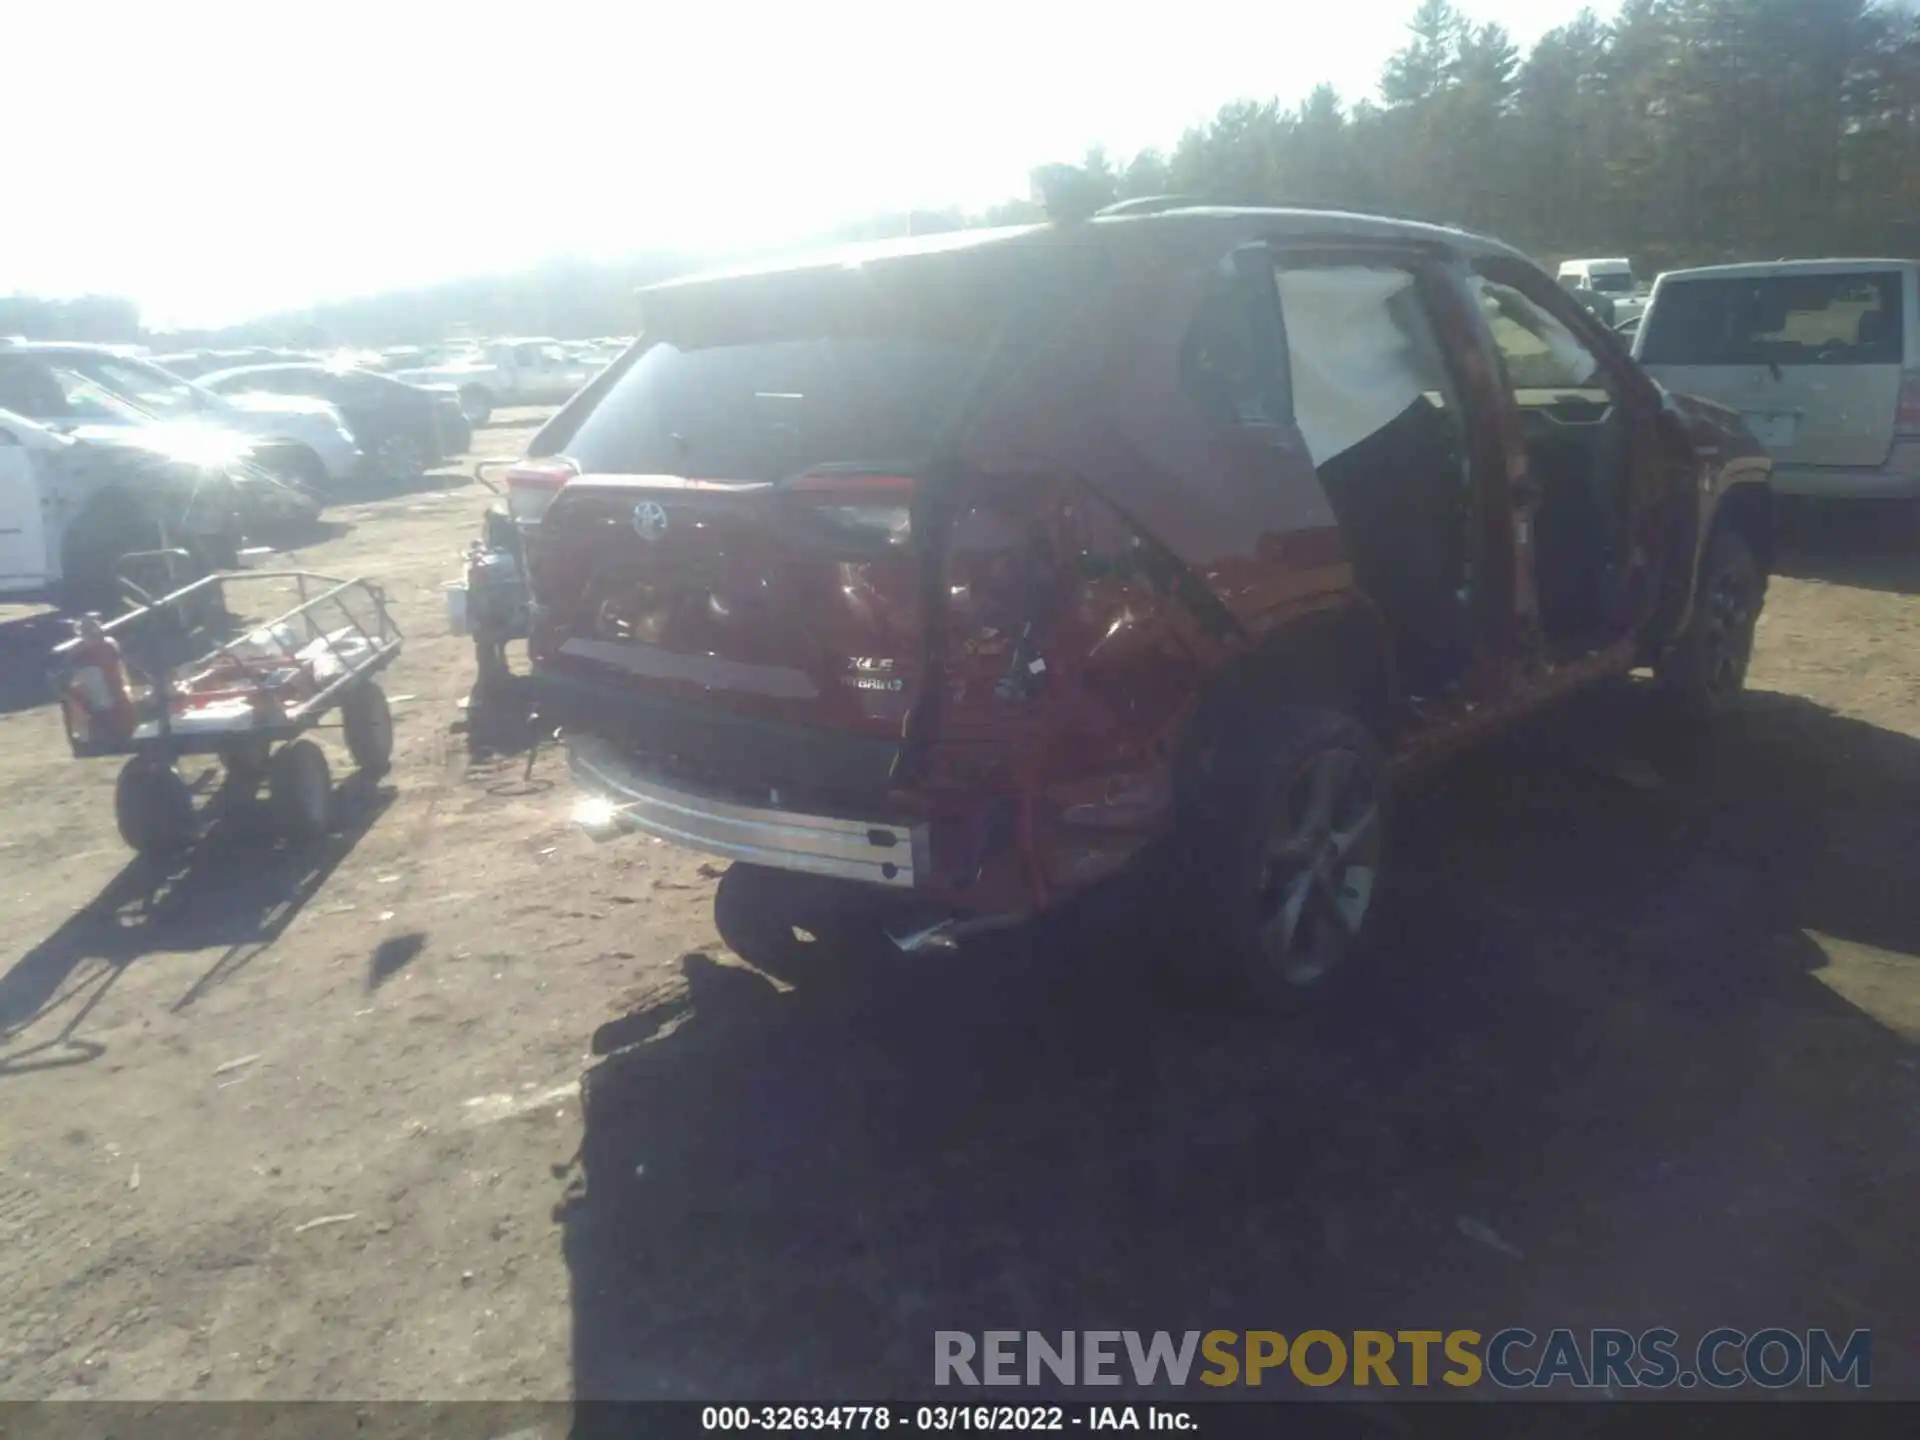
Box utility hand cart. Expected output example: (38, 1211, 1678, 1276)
(50, 563, 404, 856)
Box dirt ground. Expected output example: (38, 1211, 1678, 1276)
(1, 427, 1916, 1403)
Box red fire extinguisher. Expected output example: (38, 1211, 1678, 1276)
(62, 614, 137, 745)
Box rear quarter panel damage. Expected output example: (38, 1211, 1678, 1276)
(920, 244, 1364, 903)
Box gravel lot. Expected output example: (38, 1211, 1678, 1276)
(1, 426, 1915, 1401)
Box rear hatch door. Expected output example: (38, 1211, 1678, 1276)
(527, 237, 1086, 762)
(1637, 266, 1908, 467)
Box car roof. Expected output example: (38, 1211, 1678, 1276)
(1658, 259, 1917, 282)
(0, 340, 148, 358)
(641, 207, 1531, 297)
(199, 362, 321, 383)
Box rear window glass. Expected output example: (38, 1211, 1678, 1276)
(561, 340, 992, 481)
(1640, 272, 1905, 366)
(558, 241, 1094, 482)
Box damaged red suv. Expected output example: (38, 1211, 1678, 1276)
(520, 202, 1772, 999)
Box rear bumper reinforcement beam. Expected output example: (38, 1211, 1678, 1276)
(566, 733, 928, 889)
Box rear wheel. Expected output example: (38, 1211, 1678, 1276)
(60, 503, 169, 617)
(458, 386, 494, 426)
(342, 681, 394, 775)
(115, 759, 196, 856)
(1198, 706, 1390, 1006)
(268, 739, 332, 841)
(373, 434, 426, 486)
(1657, 530, 1764, 722)
(253, 442, 328, 495)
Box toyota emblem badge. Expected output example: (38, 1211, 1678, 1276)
(633, 501, 670, 542)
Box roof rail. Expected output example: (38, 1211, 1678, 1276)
(1093, 195, 1204, 218)
(1091, 196, 1452, 229)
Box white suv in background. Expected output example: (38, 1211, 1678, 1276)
(0, 406, 244, 609)
(0, 341, 362, 495)
(1557, 257, 1648, 325)
(1633, 260, 1920, 499)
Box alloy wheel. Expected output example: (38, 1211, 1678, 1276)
(1254, 747, 1383, 986)
(1701, 564, 1758, 698)
(376, 435, 424, 484)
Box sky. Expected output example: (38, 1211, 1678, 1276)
(4, 0, 1616, 328)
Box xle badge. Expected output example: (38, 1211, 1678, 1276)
(844, 656, 904, 692)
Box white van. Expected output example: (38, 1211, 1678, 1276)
(1632, 260, 1920, 498)
(1557, 258, 1645, 322)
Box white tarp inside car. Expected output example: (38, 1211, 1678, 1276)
(1278, 267, 1445, 466)
(1277, 267, 1601, 468)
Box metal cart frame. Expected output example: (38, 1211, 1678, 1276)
(50, 564, 404, 852)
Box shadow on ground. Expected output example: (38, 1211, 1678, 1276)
(0, 773, 395, 1075)
(343, 466, 476, 505)
(1774, 498, 1920, 595)
(248, 517, 356, 552)
(0, 611, 72, 716)
(560, 684, 1919, 1400)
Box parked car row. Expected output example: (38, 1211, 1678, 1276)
(0, 340, 360, 495)
(390, 337, 605, 424)
(151, 346, 314, 379)
(0, 404, 248, 612)
(198, 363, 471, 484)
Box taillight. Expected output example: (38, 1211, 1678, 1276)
(1897, 373, 1920, 435)
(504, 458, 577, 524)
(787, 473, 914, 548)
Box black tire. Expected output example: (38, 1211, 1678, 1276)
(60, 502, 167, 617)
(372, 434, 426, 486)
(342, 681, 394, 775)
(1657, 529, 1765, 722)
(458, 386, 494, 426)
(253, 443, 328, 495)
(115, 759, 196, 856)
(711, 863, 896, 981)
(268, 739, 332, 841)
(1195, 705, 1390, 1007)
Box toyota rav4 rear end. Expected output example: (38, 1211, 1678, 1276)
(523, 221, 1284, 933)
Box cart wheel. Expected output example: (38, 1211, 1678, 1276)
(342, 681, 394, 775)
(268, 739, 332, 841)
(115, 759, 196, 856)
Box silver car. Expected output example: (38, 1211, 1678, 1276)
(1633, 259, 1920, 499)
